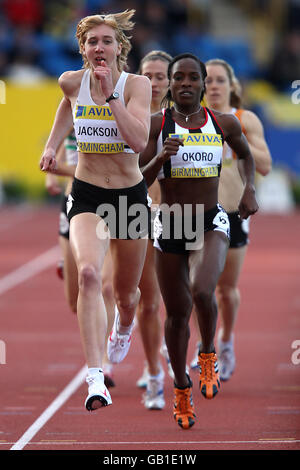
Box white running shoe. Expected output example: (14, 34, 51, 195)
(160, 339, 174, 379)
(190, 341, 202, 370)
(142, 367, 165, 410)
(107, 308, 133, 364)
(85, 370, 112, 411)
(136, 362, 149, 388)
(217, 330, 235, 381)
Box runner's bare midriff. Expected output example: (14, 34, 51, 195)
(75, 151, 142, 188)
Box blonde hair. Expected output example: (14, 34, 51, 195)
(205, 58, 243, 108)
(76, 9, 135, 71)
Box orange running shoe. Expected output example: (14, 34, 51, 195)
(198, 352, 220, 399)
(173, 378, 196, 429)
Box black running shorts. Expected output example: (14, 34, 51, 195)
(153, 203, 230, 254)
(67, 177, 151, 240)
(228, 211, 250, 248)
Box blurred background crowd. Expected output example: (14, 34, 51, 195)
(1, 0, 299, 88)
(0, 0, 299, 209)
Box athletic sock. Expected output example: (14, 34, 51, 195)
(88, 367, 103, 376)
(117, 316, 133, 335)
(149, 370, 162, 380)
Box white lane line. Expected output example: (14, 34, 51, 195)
(0, 244, 86, 451)
(10, 365, 87, 450)
(5, 439, 300, 447)
(0, 245, 60, 296)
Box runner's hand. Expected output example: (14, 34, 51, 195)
(40, 148, 57, 172)
(238, 184, 259, 219)
(93, 60, 114, 99)
(158, 137, 184, 163)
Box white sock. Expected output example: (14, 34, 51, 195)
(149, 368, 163, 380)
(219, 335, 234, 350)
(88, 367, 103, 377)
(117, 320, 133, 335)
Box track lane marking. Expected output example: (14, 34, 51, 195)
(0, 245, 60, 296)
(0, 244, 87, 451)
(10, 365, 87, 450)
(6, 439, 300, 447)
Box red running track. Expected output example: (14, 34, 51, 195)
(0, 204, 299, 454)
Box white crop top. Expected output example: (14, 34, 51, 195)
(72, 69, 134, 154)
(157, 107, 224, 180)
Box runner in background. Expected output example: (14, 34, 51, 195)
(45, 130, 78, 312)
(136, 50, 173, 410)
(99, 50, 175, 408)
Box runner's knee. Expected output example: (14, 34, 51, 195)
(216, 284, 240, 306)
(115, 290, 139, 313)
(191, 286, 214, 310)
(138, 299, 160, 319)
(78, 263, 100, 291)
(102, 279, 114, 302)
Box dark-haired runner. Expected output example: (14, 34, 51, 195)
(140, 53, 258, 429)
